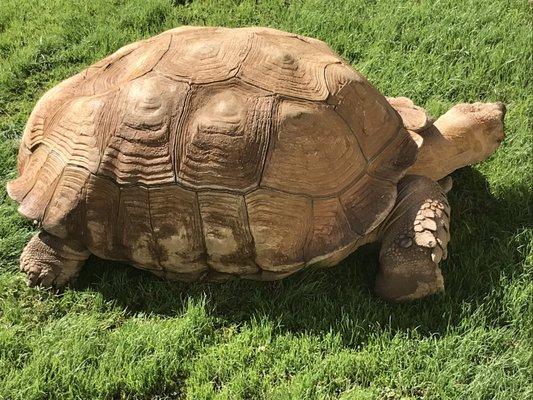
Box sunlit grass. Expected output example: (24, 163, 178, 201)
(0, 0, 531, 399)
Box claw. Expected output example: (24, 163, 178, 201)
(431, 246, 443, 263)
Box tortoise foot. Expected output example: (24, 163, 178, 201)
(20, 232, 90, 288)
(375, 260, 444, 302)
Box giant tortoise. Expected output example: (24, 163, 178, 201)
(7, 26, 505, 301)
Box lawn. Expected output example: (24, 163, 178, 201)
(0, 0, 531, 399)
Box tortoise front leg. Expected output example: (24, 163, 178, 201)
(20, 232, 90, 288)
(375, 175, 450, 301)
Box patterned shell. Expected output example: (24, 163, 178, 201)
(7, 26, 417, 281)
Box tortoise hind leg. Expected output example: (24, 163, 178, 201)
(20, 232, 90, 288)
(375, 175, 451, 301)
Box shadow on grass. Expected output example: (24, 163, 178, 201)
(75, 167, 531, 345)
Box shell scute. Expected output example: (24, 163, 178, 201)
(325, 62, 403, 159)
(339, 175, 397, 236)
(175, 81, 273, 192)
(245, 189, 312, 272)
(305, 197, 361, 266)
(154, 28, 251, 83)
(198, 192, 258, 275)
(97, 73, 188, 186)
(148, 185, 206, 274)
(261, 99, 365, 196)
(238, 31, 341, 100)
(88, 34, 172, 94)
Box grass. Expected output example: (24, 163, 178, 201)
(0, 0, 531, 398)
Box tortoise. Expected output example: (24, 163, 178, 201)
(7, 26, 506, 301)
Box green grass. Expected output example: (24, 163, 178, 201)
(0, 0, 531, 398)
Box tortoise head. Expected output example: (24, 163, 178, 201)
(434, 102, 506, 163)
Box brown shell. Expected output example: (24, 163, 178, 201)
(7, 26, 417, 281)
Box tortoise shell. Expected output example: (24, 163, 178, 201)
(7, 26, 417, 281)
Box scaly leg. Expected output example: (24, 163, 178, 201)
(20, 231, 90, 288)
(375, 175, 451, 301)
